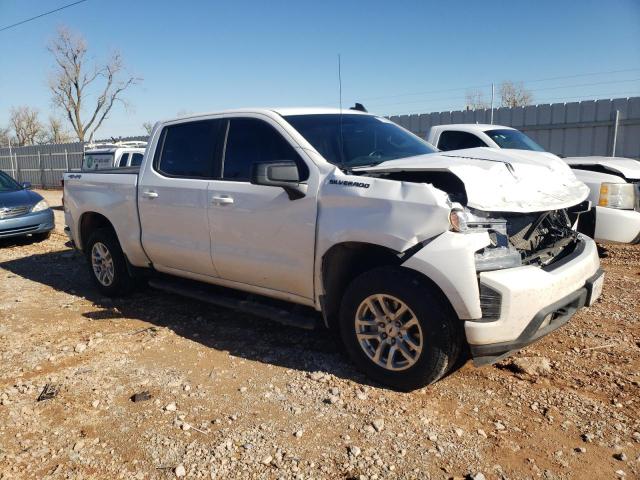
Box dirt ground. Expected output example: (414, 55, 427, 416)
(0, 193, 638, 479)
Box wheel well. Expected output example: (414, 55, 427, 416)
(79, 212, 116, 251)
(321, 242, 401, 331)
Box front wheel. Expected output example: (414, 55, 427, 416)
(85, 228, 135, 297)
(339, 266, 462, 391)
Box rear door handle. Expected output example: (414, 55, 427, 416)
(211, 195, 234, 206)
(142, 190, 158, 199)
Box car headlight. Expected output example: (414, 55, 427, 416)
(598, 183, 636, 210)
(449, 207, 468, 232)
(31, 199, 50, 212)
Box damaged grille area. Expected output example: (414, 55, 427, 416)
(505, 209, 578, 267)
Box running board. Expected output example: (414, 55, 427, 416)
(148, 278, 319, 330)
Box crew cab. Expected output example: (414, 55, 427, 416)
(82, 141, 147, 171)
(427, 124, 640, 244)
(63, 108, 603, 390)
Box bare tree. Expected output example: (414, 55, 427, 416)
(499, 81, 533, 108)
(465, 89, 489, 110)
(10, 106, 43, 146)
(48, 27, 141, 142)
(0, 126, 11, 147)
(142, 121, 154, 135)
(43, 117, 73, 144)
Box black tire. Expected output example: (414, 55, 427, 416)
(85, 228, 135, 297)
(339, 266, 462, 391)
(31, 231, 51, 242)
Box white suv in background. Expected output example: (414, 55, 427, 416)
(427, 124, 640, 244)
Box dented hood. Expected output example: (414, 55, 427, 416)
(563, 156, 640, 181)
(357, 147, 590, 212)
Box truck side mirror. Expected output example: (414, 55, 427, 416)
(22, 182, 32, 190)
(250, 161, 307, 200)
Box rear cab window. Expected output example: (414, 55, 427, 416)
(437, 131, 487, 151)
(154, 119, 226, 178)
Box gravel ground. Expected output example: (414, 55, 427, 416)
(0, 226, 638, 479)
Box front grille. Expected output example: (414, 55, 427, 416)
(505, 209, 577, 267)
(0, 205, 31, 219)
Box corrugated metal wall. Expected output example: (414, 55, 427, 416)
(390, 96, 640, 159)
(0, 136, 148, 188)
(2, 98, 639, 188)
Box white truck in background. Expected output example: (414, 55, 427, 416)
(64, 108, 603, 390)
(82, 141, 148, 171)
(426, 124, 640, 244)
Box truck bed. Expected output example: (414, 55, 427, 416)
(63, 170, 150, 267)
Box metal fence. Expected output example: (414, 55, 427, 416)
(390, 96, 640, 159)
(0, 136, 148, 188)
(2, 98, 639, 188)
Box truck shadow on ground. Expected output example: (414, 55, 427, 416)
(2, 244, 441, 389)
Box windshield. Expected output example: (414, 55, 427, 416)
(0, 171, 22, 192)
(484, 129, 545, 152)
(285, 114, 436, 168)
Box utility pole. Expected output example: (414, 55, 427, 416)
(490, 83, 495, 124)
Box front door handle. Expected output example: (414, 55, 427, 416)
(142, 190, 158, 199)
(211, 195, 234, 206)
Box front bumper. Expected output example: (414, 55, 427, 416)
(0, 209, 55, 239)
(465, 235, 601, 364)
(593, 206, 640, 244)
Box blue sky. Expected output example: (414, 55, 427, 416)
(1, 0, 639, 138)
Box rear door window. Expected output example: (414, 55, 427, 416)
(222, 118, 308, 181)
(155, 119, 225, 178)
(437, 131, 487, 151)
(118, 153, 130, 167)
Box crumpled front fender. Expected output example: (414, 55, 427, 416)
(402, 230, 491, 320)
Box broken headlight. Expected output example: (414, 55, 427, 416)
(474, 246, 522, 272)
(450, 207, 523, 271)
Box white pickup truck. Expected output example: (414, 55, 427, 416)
(64, 108, 603, 390)
(427, 124, 640, 244)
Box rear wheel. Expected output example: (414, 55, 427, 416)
(339, 266, 462, 391)
(85, 228, 134, 296)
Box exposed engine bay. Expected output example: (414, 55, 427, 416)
(504, 209, 578, 266)
(359, 169, 582, 269)
(478, 210, 578, 266)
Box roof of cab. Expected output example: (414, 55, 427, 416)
(163, 107, 372, 124)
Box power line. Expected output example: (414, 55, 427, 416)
(0, 0, 90, 32)
(363, 78, 640, 110)
(353, 68, 640, 104)
(379, 90, 640, 116)
(522, 68, 640, 85)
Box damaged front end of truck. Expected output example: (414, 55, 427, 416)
(316, 147, 601, 366)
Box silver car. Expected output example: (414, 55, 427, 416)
(0, 171, 54, 241)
